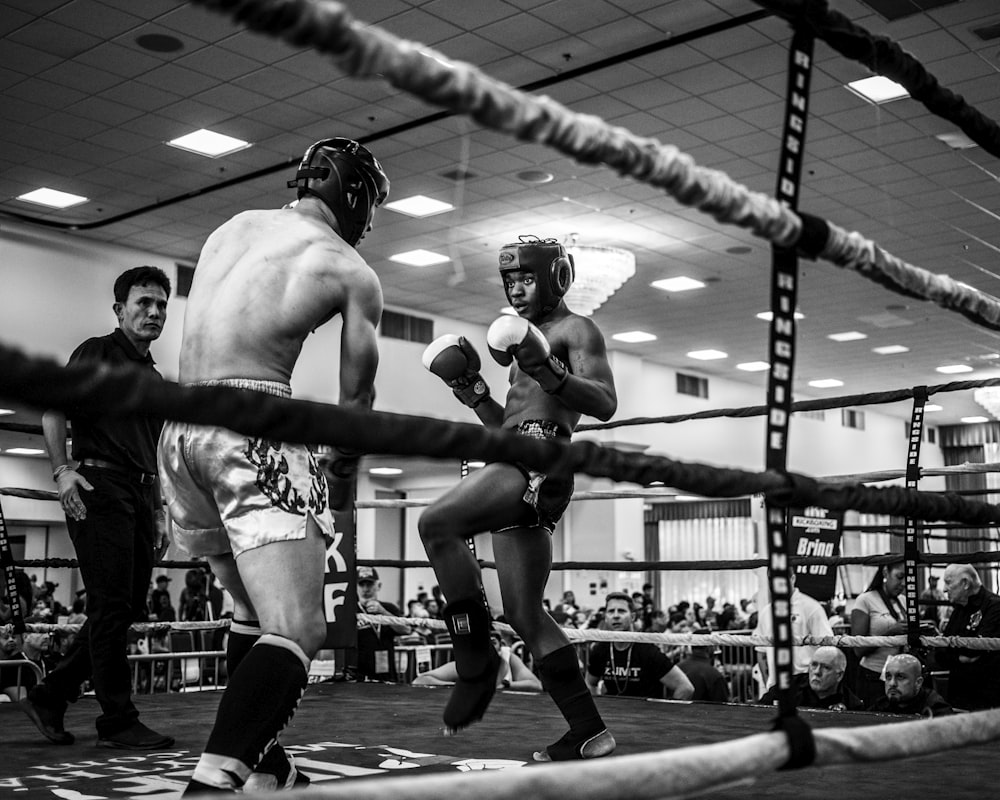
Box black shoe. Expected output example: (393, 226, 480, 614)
(442, 643, 502, 733)
(20, 695, 74, 745)
(97, 721, 174, 750)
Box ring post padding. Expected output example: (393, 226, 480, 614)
(904, 386, 927, 650)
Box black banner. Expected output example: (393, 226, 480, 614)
(788, 506, 843, 602)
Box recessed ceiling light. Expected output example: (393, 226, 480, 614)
(726, 246, 752, 255)
(516, 169, 554, 184)
(808, 378, 844, 388)
(961, 416, 990, 424)
(167, 129, 251, 158)
(756, 311, 805, 321)
(0, 409, 14, 416)
(872, 345, 909, 355)
(924, 404, 943, 412)
(383, 195, 454, 217)
(736, 361, 770, 372)
(651, 276, 705, 293)
(980, 353, 1000, 361)
(687, 349, 727, 360)
(369, 467, 402, 476)
(936, 364, 973, 374)
(4, 447, 45, 456)
(16, 188, 88, 209)
(828, 331, 867, 342)
(846, 75, 909, 104)
(613, 331, 657, 343)
(389, 249, 450, 267)
(936, 132, 977, 150)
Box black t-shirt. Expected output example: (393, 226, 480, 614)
(357, 600, 402, 680)
(588, 642, 672, 698)
(67, 329, 163, 474)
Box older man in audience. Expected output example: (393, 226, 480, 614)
(760, 646, 862, 711)
(938, 564, 1000, 710)
(868, 654, 952, 717)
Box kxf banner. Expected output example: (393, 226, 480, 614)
(787, 506, 843, 602)
(323, 506, 358, 649)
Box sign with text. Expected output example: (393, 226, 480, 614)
(787, 506, 843, 602)
(323, 508, 358, 649)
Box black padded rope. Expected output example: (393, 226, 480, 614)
(5, 340, 1000, 525)
(752, 0, 1000, 160)
(764, 22, 814, 727)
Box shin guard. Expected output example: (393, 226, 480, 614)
(535, 645, 614, 761)
(441, 596, 501, 731)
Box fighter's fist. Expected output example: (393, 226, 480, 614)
(486, 316, 569, 394)
(422, 334, 491, 408)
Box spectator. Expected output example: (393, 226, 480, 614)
(850, 559, 908, 707)
(413, 631, 542, 692)
(869, 654, 952, 717)
(919, 574, 946, 628)
(23, 266, 172, 750)
(150, 575, 172, 617)
(703, 597, 719, 630)
(677, 630, 729, 702)
(754, 571, 835, 697)
(761, 646, 862, 711)
(154, 594, 176, 623)
(938, 564, 1000, 710)
(179, 569, 208, 622)
(1, 631, 39, 702)
(424, 598, 441, 620)
(355, 567, 409, 681)
(585, 592, 694, 700)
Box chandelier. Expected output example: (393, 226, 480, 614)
(974, 387, 1000, 419)
(563, 242, 636, 316)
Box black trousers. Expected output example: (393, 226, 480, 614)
(45, 467, 155, 736)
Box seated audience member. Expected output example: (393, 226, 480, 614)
(1, 631, 39, 701)
(677, 630, 730, 702)
(761, 646, 863, 711)
(868, 654, 953, 717)
(412, 631, 542, 692)
(355, 567, 409, 681)
(851, 560, 908, 707)
(585, 592, 694, 700)
(938, 564, 1000, 710)
(754, 571, 834, 697)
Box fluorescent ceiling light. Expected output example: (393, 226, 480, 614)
(936, 364, 973, 374)
(736, 361, 770, 372)
(808, 379, 844, 388)
(961, 416, 990, 424)
(756, 311, 805, 321)
(4, 447, 45, 456)
(924, 404, 943, 412)
(828, 331, 867, 342)
(687, 349, 727, 360)
(17, 188, 88, 208)
(369, 467, 402, 476)
(0, 409, 14, 416)
(389, 249, 450, 267)
(936, 132, 977, 150)
(383, 195, 454, 217)
(167, 129, 251, 158)
(846, 75, 909, 104)
(613, 331, 657, 343)
(466, 460, 486, 469)
(651, 276, 705, 293)
(872, 345, 909, 355)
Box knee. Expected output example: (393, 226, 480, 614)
(418, 508, 449, 550)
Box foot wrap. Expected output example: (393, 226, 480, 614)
(534, 645, 613, 760)
(533, 728, 616, 761)
(441, 596, 501, 731)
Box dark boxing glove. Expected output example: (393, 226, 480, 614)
(486, 315, 568, 394)
(320, 448, 360, 512)
(422, 334, 491, 408)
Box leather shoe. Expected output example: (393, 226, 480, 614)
(97, 721, 174, 750)
(20, 695, 75, 745)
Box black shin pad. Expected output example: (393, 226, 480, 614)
(537, 645, 612, 760)
(441, 596, 501, 731)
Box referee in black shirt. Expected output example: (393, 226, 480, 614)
(21, 266, 175, 750)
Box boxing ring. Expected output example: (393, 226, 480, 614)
(5, 0, 1000, 797)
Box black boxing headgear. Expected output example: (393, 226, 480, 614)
(287, 138, 389, 246)
(498, 235, 574, 316)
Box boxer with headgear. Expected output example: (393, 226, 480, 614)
(420, 235, 618, 761)
(159, 137, 386, 793)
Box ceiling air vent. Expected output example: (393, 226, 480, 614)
(972, 21, 1000, 41)
(859, 0, 960, 22)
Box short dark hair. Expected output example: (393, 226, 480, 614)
(114, 266, 171, 302)
(605, 591, 632, 607)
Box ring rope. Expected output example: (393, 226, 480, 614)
(578, 377, 1000, 432)
(186, 0, 1000, 332)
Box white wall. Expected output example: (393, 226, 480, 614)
(1, 221, 947, 612)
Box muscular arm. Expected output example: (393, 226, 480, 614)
(662, 665, 695, 700)
(553, 317, 616, 421)
(338, 271, 382, 409)
(850, 607, 876, 658)
(41, 410, 69, 471)
(506, 653, 543, 691)
(472, 396, 505, 427)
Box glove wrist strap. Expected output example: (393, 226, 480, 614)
(453, 375, 490, 408)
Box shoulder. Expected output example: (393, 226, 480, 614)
(69, 334, 114, 362)
(546, 310, 604, 343)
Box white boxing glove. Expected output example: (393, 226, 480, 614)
(486, 316, 569, 394)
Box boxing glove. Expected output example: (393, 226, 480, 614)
(486, 316, 569, 394)
(422, 334, 491, 408)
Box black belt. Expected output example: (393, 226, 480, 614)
(80, 458, 156, 486)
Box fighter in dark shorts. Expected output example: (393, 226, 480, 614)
(420, 235, 618, 761)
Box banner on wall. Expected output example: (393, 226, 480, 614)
(323, 507, 358, 649)
(787, 506, 843, 602)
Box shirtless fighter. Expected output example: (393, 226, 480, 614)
(419, 235, 618, 761)
(157, 138, 387, 793)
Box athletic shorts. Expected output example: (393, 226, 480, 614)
(493, 419, 574, 535)
(157, 379, 334, 558)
